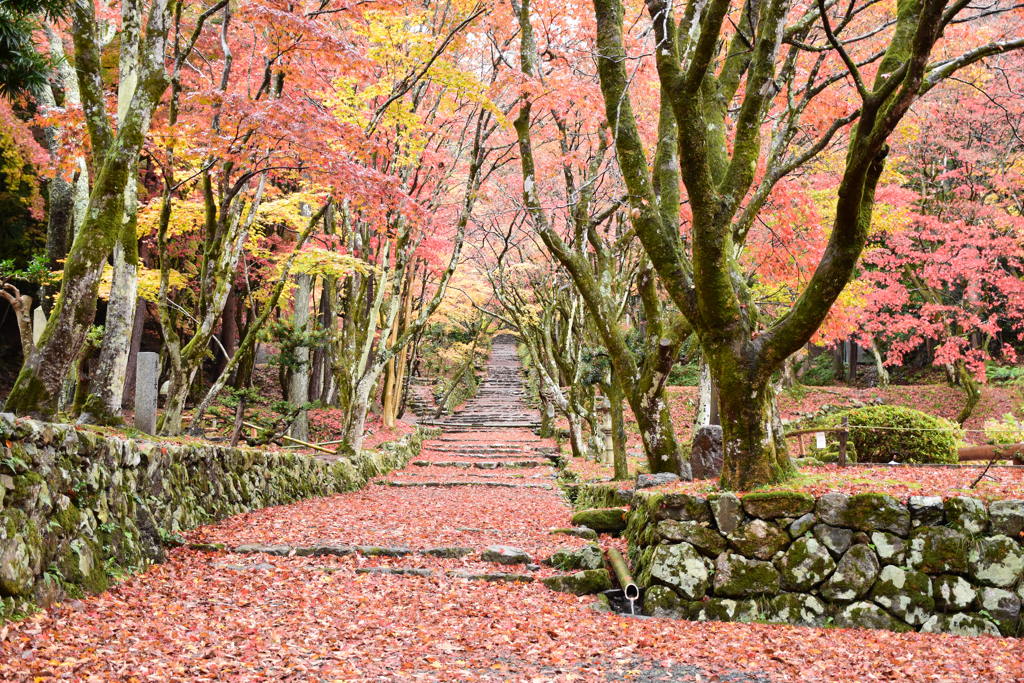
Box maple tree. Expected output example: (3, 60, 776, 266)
(853, 52, 1024, 423)
(0, 0, 1022, 482)
(509, 0, 693, 476)
(587, 0, 1024, 489)
(4, 0, 219, 418)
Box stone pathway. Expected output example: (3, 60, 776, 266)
(7, 340, 1015, 680)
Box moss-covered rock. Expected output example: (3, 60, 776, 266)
(835, 601, 911, 632)
(549, 527, 599, 541)
(788, 513, 816, 539)
(709, 493, 742, 534)
(648, 543, 711, 600)
(656, 520, 726, 556)
(944, 497, 988, 534)
(570, 507, 628, 533)
(813, 523, 852, 558)
(908, 496, 945, 528)
(908, 526, 973, 574)
(988, 500, 1024, 538)
(870, 566, 933, 625)
(768, 593, 827, 627)
(696, 598, 761, 624)
(818, 493, 910, 536)
(727, 519, 789, 561)
(870, 532, 906, 565)
(820, 545, 879, 602)
(741, 492, 815, 520)
(920, 613, 1000, 637)
(642, 585, 685, 618)
(541, 569, 612, 595)
(544, 545, 603, 571)
(978, 587, 1021, 636)
(658, 494, 712, 524)
(713, 552, 780, 598)
(776, 537, 836, 591)
(932, 574, 978, 612)
(968, 536, 1024, 588)
(0, 511, 35, 596)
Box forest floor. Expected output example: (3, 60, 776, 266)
(564, 382, 1024, 483)
(4, 351, 1024, 681)
(2, 425, 1023, 681)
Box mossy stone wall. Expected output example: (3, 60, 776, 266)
(626, 490, 1024, 637)
(0, 414, 430, 620)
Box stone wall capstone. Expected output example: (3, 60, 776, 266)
(0, 414, 430, 621)
(626, 490, 1024, 637)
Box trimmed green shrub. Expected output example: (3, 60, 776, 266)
(823, 405, 961, 464)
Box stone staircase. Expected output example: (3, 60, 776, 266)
(420, 339, 540, 432)
(391, 338, 551, 489)
(404, 376, 437, 420)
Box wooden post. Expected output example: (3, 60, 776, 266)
(838, 416, 849, 466)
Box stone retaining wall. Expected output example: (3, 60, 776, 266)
(0, 415, 430, 620)
(626, 490, 1023, 636)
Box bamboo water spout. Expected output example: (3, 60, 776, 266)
(606, 547, 639, 613)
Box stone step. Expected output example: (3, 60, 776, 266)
(411, 460, 548, 469)
(380, 480, 554, 490)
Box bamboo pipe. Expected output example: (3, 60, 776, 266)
(605, 547, 640, 602)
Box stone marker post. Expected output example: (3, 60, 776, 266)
(135, 352, 159, 434)
(597, 395, 613, 465)
(32, 306, 47, 345)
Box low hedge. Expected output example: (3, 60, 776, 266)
(820, 405, 961, 464)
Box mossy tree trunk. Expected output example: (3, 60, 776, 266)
(4, 0, 184, 419)
(81, 0, 144, 425)
(605, 377, 629, 480)
(954, 362, 980, 426)
(512, 0, 688, 475)
(589, 0, 1002, 488)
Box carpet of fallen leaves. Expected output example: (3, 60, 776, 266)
(184, 484, 590, 563)
(4, 428, 1024, 682)
(4, 549, 1023, 682)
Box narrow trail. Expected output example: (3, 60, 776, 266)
(1, 341, 1021, 681)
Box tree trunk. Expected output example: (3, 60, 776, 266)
(847, 339, 858, 384)
(538, 388, 555, 437)
(5, 178, 130, 418)
(5, 0, 173, 418)
(216, 287, 239, 377)
(120, 297, 146, 407)
(869, 340, 890, 388)
(83, 232, 139, 423)
(342, 370, 378, 455)
(716, 364, 794, 491)
(607, 380, 628, 480)
(566, 413, 586, 460)
(832, 346, 845, 383)
(160, 366, 199, 435)
(632, 388, 684, 474)
(288, 274, 312, 440)
(80, 0, 145, 424)
(955, 362, 980, 426)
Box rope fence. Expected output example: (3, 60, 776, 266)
(783, 417, 1024, 467)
